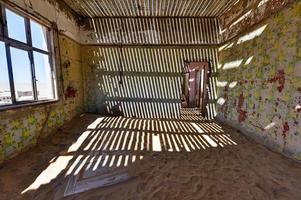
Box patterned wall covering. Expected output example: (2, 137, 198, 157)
(82, 46, 219, 119)
(81, 17, 220, 45)
(0, 35, 84, 164)
(217, 1, 301, 160)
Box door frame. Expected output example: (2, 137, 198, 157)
(182, 61, 210, 116)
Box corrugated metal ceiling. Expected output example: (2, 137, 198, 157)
(62, 0, 240, 18)
(84, 18, 219, 45)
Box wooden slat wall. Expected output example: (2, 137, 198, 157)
(64, 0, 239, 18)
(82, 17, 219, 119)
(83, 17, 220, 45)
(83, 47, 219, 119)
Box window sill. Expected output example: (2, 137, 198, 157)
(0, 99, 59, 112)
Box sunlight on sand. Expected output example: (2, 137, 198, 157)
(21, 116, 239, 196)
(22, 156, 73, 194)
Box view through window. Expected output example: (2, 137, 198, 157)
(0, 6, 56, 107)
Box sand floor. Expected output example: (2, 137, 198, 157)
(0, 113, 301, 200)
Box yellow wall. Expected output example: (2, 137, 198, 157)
(217, 1, 301, 160)
(0, 35, 84, 164)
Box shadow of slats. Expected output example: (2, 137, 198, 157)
(69, 116, 238, 157)
(84, 47, 219, 119)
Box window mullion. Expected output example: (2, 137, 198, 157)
(5, 39, 49, 54)
(1, 5, 7, 37)
(5, 44, 16, 104)
(2, 5, 16, 104)
(0, 4, 3, 38)
(25, 17, 38, 101)
(46, 28, 56, 99)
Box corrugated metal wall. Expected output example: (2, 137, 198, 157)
(82, 18, 219, 119)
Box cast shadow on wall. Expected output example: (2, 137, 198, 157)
(83, 47, 218, 119)
(84, 48, 181, 118)
(81, 17, 220, 119)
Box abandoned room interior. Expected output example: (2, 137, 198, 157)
(0, 0, 301, 199)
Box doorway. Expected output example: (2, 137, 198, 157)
(181, 62, 209, 117)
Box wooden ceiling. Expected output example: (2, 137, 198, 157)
(62, 0, 240, 18)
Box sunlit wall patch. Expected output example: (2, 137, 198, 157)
(244, 56, 254, 65)
(217, 97, 226, 105)
(229, 81, 238, 88)
(295, 104, 301, 112)
(216, 81, 228, 87)
(222, 59, 244, 70)
(237, 24, 268, 44)
(264, 122, 276, 130)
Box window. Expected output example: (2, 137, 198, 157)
(0, 42, 11, 105)
(6, 9, 27, 43)
(0, 5, 57, 107)
(10, 47, 34, 101)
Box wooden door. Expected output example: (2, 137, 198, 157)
(185, 62, 209, 115)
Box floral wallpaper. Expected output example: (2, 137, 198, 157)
(217, 1, 301, 160)
(0, 35, 84, 164)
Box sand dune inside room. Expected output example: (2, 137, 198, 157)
(0, 0, 301, 199)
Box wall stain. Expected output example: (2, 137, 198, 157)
(237, 93, 247, 123)
(268, 70, 286, 93)
(282, 122, 290, 138)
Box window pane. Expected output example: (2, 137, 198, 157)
(10, 47, 34, 101)
(31, 20, 48, 51)
(33, 52, 54, 100)
(0, 42, 12, 105)
(6, 9, 27, 43)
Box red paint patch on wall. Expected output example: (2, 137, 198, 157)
(237, 93, 247, 123)
(282, 122, 290, 138)
(238, 93, 244, 109)
(65, 86, 77, 99)
(268, 70, 285, 92)
(239, 110, 247, 123)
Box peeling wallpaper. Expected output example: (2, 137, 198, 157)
(4, 0, 81, 41)
(219, 0, 296, 42)
(0, 35, 84, 164)
(217, 1, 301, 160)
